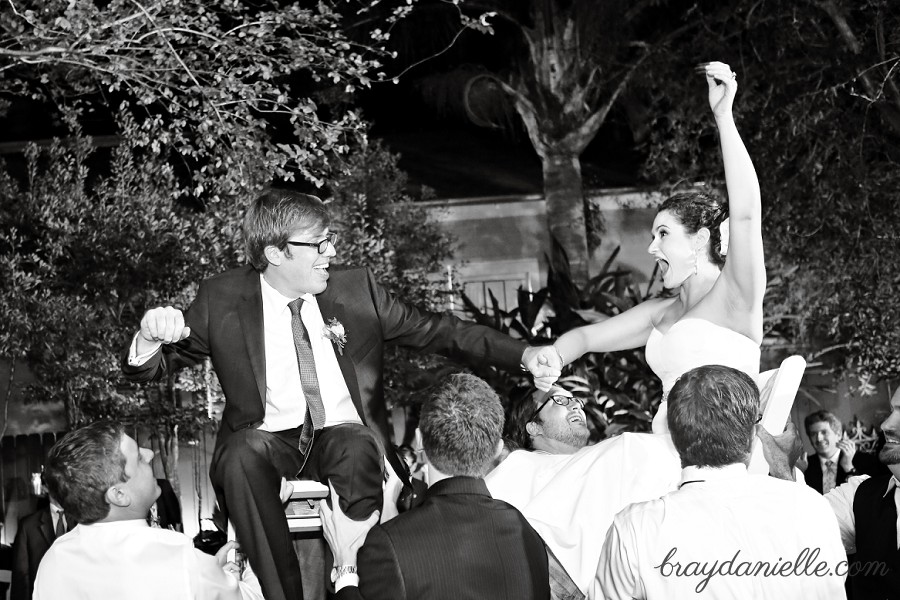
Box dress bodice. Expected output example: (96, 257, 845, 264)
(645, 318, 761, 433)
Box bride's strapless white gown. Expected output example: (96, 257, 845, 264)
(645, 318, 761, 433)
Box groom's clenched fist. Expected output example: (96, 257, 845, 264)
(137, 306, 191, 353)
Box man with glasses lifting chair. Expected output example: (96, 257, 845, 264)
(507, 386, 592, 456)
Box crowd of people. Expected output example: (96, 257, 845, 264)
(14, 60, 900, 599)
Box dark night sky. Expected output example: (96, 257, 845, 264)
(0, 11, 643, 200)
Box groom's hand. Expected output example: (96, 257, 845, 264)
(137, 306, 191, 354)
(522, 346, 562, 391)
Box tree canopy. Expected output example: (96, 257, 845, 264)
(0, 0, 390, 198)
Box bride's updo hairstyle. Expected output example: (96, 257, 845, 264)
(658, 191, 729, 268)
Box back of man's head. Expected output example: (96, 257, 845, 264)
(420, 373, 503, 478)
(668, 365, 759, 468)
(45, 421, 127, 525)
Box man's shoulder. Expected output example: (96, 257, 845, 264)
(204, 264, 256, 285)
(385, 487, 533, 533)
(17, 506, 48, 529)
(757, 472, 828, 497)
(613, 494, 667, 526)
(324, 265, 371, 285)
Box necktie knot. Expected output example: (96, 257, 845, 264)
(288, 297, 304, 316)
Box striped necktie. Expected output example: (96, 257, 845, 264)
(288, 298, 326, 454)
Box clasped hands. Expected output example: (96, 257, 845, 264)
(521, 345, 564, 391)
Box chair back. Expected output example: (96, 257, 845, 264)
(748, 355, 807, 475)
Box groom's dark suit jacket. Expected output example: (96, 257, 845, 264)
(337, 477, 550, 600)
(122, 265, 526, 474)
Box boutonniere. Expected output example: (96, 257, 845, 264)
(322, 318, 347, 355)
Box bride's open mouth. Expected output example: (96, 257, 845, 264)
(656, 259, 670, 274)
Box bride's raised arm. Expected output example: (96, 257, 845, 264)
(703, 61, 765, 316)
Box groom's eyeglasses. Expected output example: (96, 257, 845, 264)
(529, 394, 585, 423)
(286, 231, 338, 254)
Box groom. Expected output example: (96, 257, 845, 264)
(121, 190, 554, 600)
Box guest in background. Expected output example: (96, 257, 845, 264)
(825, 387, 900, 598)
(803, 410, 879, 494)
(11, 494, 73, 600)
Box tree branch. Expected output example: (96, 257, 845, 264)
(816, 0, 900, 134)
(126, 0, 224, 124)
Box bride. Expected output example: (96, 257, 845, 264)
(536, 60, 764, 434)
(493, 63, 769, 597)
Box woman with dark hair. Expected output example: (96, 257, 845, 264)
(545, 61, 764, 434)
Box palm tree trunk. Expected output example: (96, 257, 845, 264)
(543, 151, 589, 284)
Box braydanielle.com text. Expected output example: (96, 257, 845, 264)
(655, 547, 889, 593)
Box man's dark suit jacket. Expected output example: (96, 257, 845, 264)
(804, 450, 875, 494)
(337, 476, 550, 600)
(122, 265, 526, 478)
(154, 478, 183, 531)
(11, 504, 55, 600)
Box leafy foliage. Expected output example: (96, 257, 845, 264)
(0, 115, 247, 430)
(0, 0, 396, 199)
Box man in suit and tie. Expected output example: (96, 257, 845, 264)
(823, 387, 900, 598)
(803, 410, 865, 494)
(11, 495, 72, 600)
(121, 190, 552, 600)
(320, 372, 550, 600)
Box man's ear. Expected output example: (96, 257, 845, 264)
(105, 485, 131, 508)
(493, 438, 505, 459)
(525, 421, 541, 438)
(263, 245, 283, 267)
(414, 428, 429, 465)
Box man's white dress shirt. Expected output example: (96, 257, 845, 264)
(826, 474, 900, 554)
(598, 463, 847, 599)
(33, 520, 263, 600)
(257, 275, 359, 431)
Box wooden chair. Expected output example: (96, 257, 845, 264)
(226, 479, 329, 562)
(748, 355, 807, 475)
(284, 479, 328, 533)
